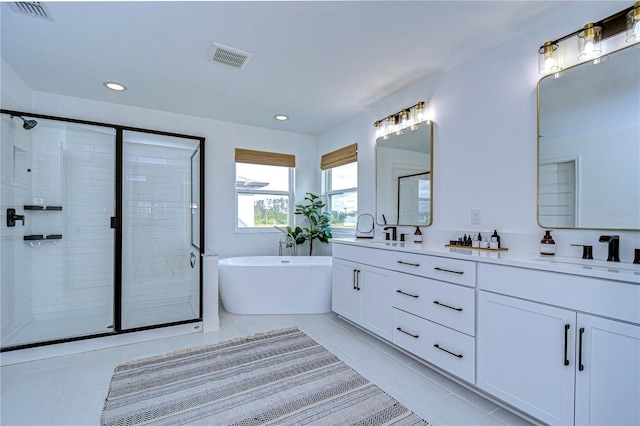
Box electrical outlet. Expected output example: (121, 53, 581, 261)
(470, 209, 481, 224)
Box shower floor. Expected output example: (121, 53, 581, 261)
(2, 299, 198, 349)
(122, 298, 198, 330)
(1, 311, 113, 349)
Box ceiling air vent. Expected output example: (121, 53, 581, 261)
(9, 1, 53, 21)
(208, 43, 252, 70)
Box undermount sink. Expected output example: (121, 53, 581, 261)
(534, 256, 640, 275)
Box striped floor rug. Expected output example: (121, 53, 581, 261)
(101, 327, 428, 425)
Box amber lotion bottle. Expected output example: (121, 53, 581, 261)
(540, 230, 556, 255)
(413, 226, 422, 243)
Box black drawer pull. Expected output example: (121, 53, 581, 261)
(396, 290, 419, 298)
(397, 260, 420, 267)
(433, 300, 463, 311)
(434, 267, 464, 275)
(434, 344, 463, 358)
(396, 327, 419, 339)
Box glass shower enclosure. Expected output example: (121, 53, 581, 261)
(1, 111, 204, 351)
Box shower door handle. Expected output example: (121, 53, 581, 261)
(190, 252, 197, 268)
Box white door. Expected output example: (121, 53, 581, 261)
(331, 259, 360, 322)
(360, 266, 392, 340)
(574, 314, 640, 426)
(477, 292, 576, 425)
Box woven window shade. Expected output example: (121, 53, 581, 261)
(235, 148, 295, 167)
(320, 143, 357, 170)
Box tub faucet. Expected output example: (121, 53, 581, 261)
(598, 235, 620, 262)
(383, 226, 397, 241)
(274, 226, 297, 256)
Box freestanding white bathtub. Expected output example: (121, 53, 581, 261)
(218, 256, 333, 315)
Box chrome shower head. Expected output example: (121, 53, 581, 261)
(11, 115, 38, 130)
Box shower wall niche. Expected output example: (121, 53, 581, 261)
(1, 111, 205, 351)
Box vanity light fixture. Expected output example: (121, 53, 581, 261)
(627, 2, 640, 43)
(577, 23, 602, 61)
(537, 3, 639, 76)
(538, 41, 559, 75)
(103, 81, 127, 91)
(374, 101, 430, 140)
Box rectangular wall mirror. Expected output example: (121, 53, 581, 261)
(376, 122, 433, 226)
(537, 44, 640, 230)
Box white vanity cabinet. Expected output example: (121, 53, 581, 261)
(391, 259, 477, 384)
(332, 241, 477, 383)
(477, 263, 640, 426)
(477, 291, 576, 425)
(574, 314, 640, 426)
(332, 245, 393, 340)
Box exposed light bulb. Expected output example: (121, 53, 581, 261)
(584, 40, 595, 57)
(544, 55, 556, 72)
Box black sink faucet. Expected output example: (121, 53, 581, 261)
(383, 226, 397, 241)
(598, 235, 620, 262)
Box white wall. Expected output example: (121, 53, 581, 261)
(0, 58, 33, 111)
(316, 1, 640, 262)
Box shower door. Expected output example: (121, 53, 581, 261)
(1, 115, 116, 349)
(2, 110, 204, 351)
(120, 130, 201, 329)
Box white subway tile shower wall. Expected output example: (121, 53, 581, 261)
(122, 142, 198, 324)
(1, 116, 34, 342)
(30, 125, 115, 319)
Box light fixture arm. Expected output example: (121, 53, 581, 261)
(545, 3, 636, 46)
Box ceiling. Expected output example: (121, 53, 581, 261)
(1, 1, 562, 136)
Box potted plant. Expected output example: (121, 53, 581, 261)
(287, 192, 332, 255)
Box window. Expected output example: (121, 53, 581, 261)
(235, 148, 294, 229)
(321, 144, 358, 229)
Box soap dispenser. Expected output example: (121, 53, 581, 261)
(413, 226, 422, 243)
(540, 230, 556, 256)
(491, 230, 501, 249)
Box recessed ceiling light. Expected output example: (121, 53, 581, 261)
(103, 81, 127, 91)
(274, 115, 289, 121)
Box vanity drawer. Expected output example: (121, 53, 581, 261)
(392, 272, 475, 336)
(393, 308, 475, 383)
(478, 263, 640, 325)
(332, 243, 391, 270)
(393, 252, 476, 287)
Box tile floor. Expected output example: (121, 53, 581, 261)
(1, 309, 536, 426)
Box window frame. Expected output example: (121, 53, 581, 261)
(234, 159, 295, 234)
(323, 161, 358, 233)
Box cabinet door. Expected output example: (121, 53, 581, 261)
(360, 266, 392, 340)
(575, 314, 640, 426)
(477, 291, 576, 426)
(332, 259, 360, 322)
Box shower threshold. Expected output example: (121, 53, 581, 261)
(0, 320, 202, 366)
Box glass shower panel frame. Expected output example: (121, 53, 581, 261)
(1, 109, 205, 352)
(120, 130, 202, 330)
(1, 114, 116, 349)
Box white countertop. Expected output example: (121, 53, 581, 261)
(332, 238, 640, 284)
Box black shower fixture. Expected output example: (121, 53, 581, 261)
(11, 115, 38, 130)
